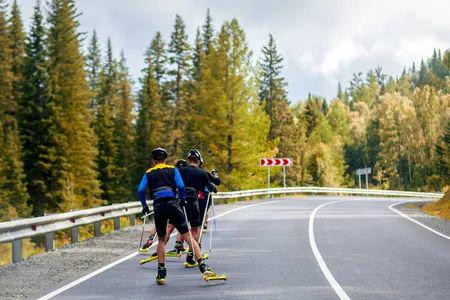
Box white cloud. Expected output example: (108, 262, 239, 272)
(312, 40, 369, 78)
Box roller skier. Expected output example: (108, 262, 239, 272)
(138, 159, 189, 254)
(137, 148, 225, 284)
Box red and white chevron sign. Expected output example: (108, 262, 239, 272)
(260, 158, 293, 166)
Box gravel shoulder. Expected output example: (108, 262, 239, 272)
(0, 201, 257, 300)
(395, 201, 450, 237)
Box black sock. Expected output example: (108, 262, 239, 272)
(158, 263, 165, 268)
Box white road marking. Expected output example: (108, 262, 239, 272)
(37, 200, 277, 300)
(389, 202, 450, 240)
(309, 200, 351, 300)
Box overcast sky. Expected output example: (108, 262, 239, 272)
(16, 0, 450, 102)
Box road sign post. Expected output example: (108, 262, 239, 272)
(260, 158, 293, 190)
(356, 167, 372, 189)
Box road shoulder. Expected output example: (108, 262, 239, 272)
(394, 201, 450, 237)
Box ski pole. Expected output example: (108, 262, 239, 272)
(138, 212, 153, 251)
(138, 213, 148, 251)
(182, 206, 196, 255)
(198, 192, 211, 243)
(209, 195, 216, 252)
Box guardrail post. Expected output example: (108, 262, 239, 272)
(45, 232, 54, 251)
(94, 221, 101, 236)
(12, 239, 22, 263)
(71, 226, 79, 243)
(129, 214, 135, 226)
(114, 217, 120, 231)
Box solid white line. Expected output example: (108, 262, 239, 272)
(389, 202, 450, 240)
(309, 200, 351, 300)
(38, 199, 277, 300)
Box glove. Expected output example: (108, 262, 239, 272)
(211, 169, 219, 177)
(179, 198, 187, 207)
(210, 183, 217, 193)
(142, 205, 150, 215)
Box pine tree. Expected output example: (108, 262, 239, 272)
(146, 31, 172, 144)
(19, 0, 54, 216)
(0, 0, 29, 220)
(46, 0, 102, 210)
(418, 59, 428, 86)
(202, 9, 214, 55)
(113, 52, 134, 201)
(95, 38, 120, 203)
(434, 120, 449, 185)
(258, 34, 297, 183)
(9, 0, 25, 106)
(258, 34, 285, 115)
(133, 55, 165, 185)
(85, 30, 101, 111)
(147, 31, 166, 86)
(168, 14, 190, 157)
(337, 82, 344, 99)
(218, 19, 274, 186)
(192, 27, 204, 81)
(303, 95, 323, 137)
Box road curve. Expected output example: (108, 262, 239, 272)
(38, 196, 450, 300)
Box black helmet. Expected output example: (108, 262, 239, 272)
(151, 147, 168, 161)
(187, 149, 203, 164)
(175, 159, 188, 168)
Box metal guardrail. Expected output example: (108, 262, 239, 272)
(0, 187, 443, 263)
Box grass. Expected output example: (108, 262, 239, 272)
(422, 188, 450, 220)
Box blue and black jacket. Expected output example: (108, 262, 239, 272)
(138, 163, 185, 207)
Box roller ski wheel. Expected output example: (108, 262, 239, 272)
(156, 277, 166, 285)
(203, 271, 228, 282)
(183, 261, 198, 268)
(139, 253, 157, 265)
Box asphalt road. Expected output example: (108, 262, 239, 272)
(39, 197, 450, 300)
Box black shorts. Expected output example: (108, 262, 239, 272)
(170, 197, 201, 228)
(199, 193, 212, 221)
(153, 198, 188, 238)
(186, 198, 201, 227)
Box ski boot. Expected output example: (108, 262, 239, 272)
(166, 241, 184, 257)
(139, 251, 158, 265)
(183, 252, 198, 268)
(156, 265, 166, 285)
(199, 260, 227, 282)
(139, 235, 154, 254)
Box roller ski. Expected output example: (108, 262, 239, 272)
(166, 241, 185, 257)
(139, 235, 154, 254)
(184, 252, 198, 268)
(139, 252, 157, 265)
(183, 251, 209, 268)
(203, 271, 228, 282)
(166, 251, 181, 258)
(199, 261, 227, 282)
(156, 266, 166, 285)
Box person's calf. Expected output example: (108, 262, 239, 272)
(157, 236, 166, 264)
